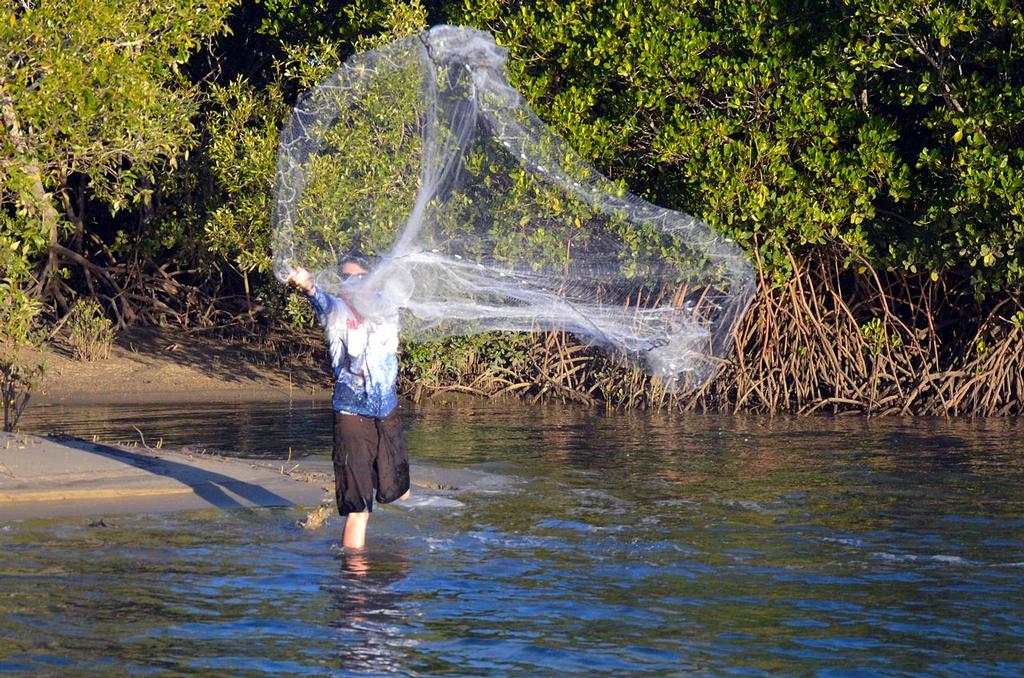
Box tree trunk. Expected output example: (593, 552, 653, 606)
(0, 93, 61, 291)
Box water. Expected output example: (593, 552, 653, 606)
(4, 401, 1024, 675)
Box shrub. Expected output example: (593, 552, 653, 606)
(66, 300, 115, 362)
(0, 277, 44, 432)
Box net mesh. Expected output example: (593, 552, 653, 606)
(273, 25, 755, 392)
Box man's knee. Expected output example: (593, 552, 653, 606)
(377, 476, 410, 504)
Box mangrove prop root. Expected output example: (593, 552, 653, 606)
(401, 250, 1024, 417)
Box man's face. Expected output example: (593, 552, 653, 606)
(340, 261, 368, 280)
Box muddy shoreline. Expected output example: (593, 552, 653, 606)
(25, 326, 332, 407)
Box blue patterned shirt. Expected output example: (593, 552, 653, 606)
(307, 286, 399, 417)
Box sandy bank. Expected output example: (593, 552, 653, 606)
(0, 431, 330, 520)
(0, 430, 508, 522)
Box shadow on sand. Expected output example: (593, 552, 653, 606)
(54, 436, 297, 510)
(112, 326, 325, 387)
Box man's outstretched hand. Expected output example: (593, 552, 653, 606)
(285, 266, 314, 295)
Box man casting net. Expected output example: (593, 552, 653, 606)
(273, 25, 755, 392)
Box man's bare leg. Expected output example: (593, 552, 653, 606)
(342, 511, 369, 549)
(343, 489, 412, 548)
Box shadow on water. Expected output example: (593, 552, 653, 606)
(23, 399, 337, 458)
(53, 436, 297, 509)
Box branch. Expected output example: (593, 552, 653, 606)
(902, 31, 992, 146)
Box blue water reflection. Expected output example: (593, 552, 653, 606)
(4, 401, 1024, 674)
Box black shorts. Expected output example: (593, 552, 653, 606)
(332, 410, 410, 515)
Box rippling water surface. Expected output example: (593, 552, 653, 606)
(4, 401, 1024, 675)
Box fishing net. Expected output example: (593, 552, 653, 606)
(272, 25, 755, 392)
